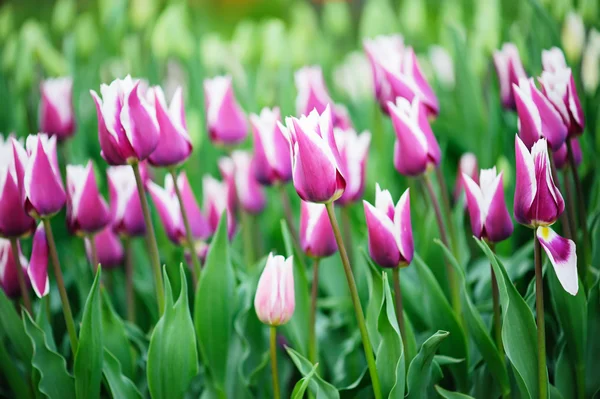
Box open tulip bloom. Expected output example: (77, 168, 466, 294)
(335, 128, 371, 206)
(493, 43, 527, 110)
(39, 77, 76, 141)
(204, 75, 248, 146)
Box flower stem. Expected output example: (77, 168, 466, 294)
(131, 162, 164, 316)
(168, 168, 199, 285)
(548, 146, 572, 239)
(42, 218, 78, 354)
(392, 267, 407, 353)
(124, 236, 135, 323)
(309, 258, 320, 365)
(534, 232, 547, 399)
(270, 326, 280, 399)
(9, 238, 32, 314)
(562, 169, 577, 244)
(325, 202, 382, 399)
(87, 234, 99, 273)
(341, 206, 355, 268)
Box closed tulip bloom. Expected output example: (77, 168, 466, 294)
(107, 166, 146, 236)
(363, 35, 404, 110)
(204, 75, 247, 146)
(453, 152, 478, 201)
(513, 78, 567, 151)
(0, 136, 36, 238)
(335, 128, 371, 206)
(250, 107, 292, 186)
(493, 43, 527, 110)
(39, 77, 76, 141)
(90, 75, 160, 165)
(363, 184, 413, 268)
(148, 86, 192, 166)
(28, 223, 49, 298)
(299, 201, 337, 258)
(86, 226, 124, 269)
(230, 151, 266, 214)
(463, 167, 514, 243)
(553, 137, 582, 170)
(254, 253, 295, 326)
(542, 47, 567, 73)
(66, 161, 111, 235)
(0, 239, 28, 298)
(388, 97, 441, 176)
(282, 106, 346, 203)
(203, 175, 236, 240)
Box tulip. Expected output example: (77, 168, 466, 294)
(217, 157, 238, 213)
(453, 152, 478, 201)
(39, 77, 76, 140)
(107, 165, 146, 236)
(299, 201, 337, 258)
(0, 238, 29, 298)
(85, 226, 124, 269)
(282, 106, 346, 203)
(582, 29, 600, 95)
(463, 167, 513, 243)
(539, 68, 585, 136)
(388, 97, 441, 176)
(66, 161, 111, 235)
(0, 136, 36, 238)
(203, 175, 236, 240)
(513, 78, 567, 151)
(254, 252, 295, 326)
(90, 75, 160, 165)
(363, 184, 413, 268)
(553, 137, 582, 170)
(204, 75, 247, 146)
(493, 43, 527, 109)
(230, 151, 266, 214)
(561, 12, 585, 63)
(335, 128, 371, 206)
(541, 47, 567, 73)
(250, 107, 292, 186)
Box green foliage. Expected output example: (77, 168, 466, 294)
(102, 350, 142, 399)
(406, 330, 449, 398)
(0, 289, 33, 363)
(286, 346, 340, 399)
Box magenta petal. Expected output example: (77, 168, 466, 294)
(68, 162, 111, 234)
(0, 239, 29, 298)
(462, 174, 484, 238)
(148, 181, 181, 244)
(530, 83, 567, 151)
(87, 226, 124, 269)
(107, 166, 146, 236)
(483, 172, 513, 242)
(300, 201, 337, 258)
(393, 189, 414, 265)
(205, 77, 248, 145)
(530, 140, 564, 225)
(403, 49, 439, 116)
(513, 135, 536, 226)
(566, 73, 585, 135)
(0, 169, 36, 238)
(537, 227, 578, 295)
(232, 151, 266, 214)
(514, 82, 542, 150)
(177, 172, 210, 240)
(39, 78, 75, 140)
(28, 223, 49, 298)
(363, 201, 400, 268)
(122, 82, 160, 161)
(90, 90, 128, 165)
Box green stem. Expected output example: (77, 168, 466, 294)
(270, 326, 280, 399)
(392, 267, 407, 354)
(241, 210, 255, 268)
(9, 238, 32, 315)
(42, 218, 78, 354)
(340, 206, 355, 268)
(309, 258, 320, 365)
(325, 202, 382, 399)
(548, 147, 572, 239)
(131, 161, 165, 316)
(434, 167, 457, 252)
(168, 168, 199, 286)
(87, 234, 99, 273)
(534, 233, 547, 399)
(124, 237, 135, 323)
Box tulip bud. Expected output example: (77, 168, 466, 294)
(66, 161, 111, 235)
(513, 78, 568, 151)
(454, 152, 478, 201)
(204, 75, 247, 147)
(282, 106, 346, 204)
(250, 107, 292, 186)
(39, 77, 76, 141)
(28, 223, 49, 297)
(254, 253, 295, 327)
(90, 75, 160, 165)
(363, 184, 414, 268)
(299, 201, 337, 258)
(388, 97, 441, 176)
(148, 86, 192, 167)
(582, 29, 600, 95)
(86, 226, 124, 269)
(335, 128, 371, 206)
(107, 166, 146, 236)
(493, 43, 527, 110)
(0, 238, 28, 298)
(229, 151, 267, 214)
(202, 175, 236, 240)
(553, 137, 583, 169)
(0, 136, 36, 238)
(561, 12, 585, 63)
(539, 66, 585, 136)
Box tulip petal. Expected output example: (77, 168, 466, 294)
(483, 171, 514, 242)
(67, 162, 111, 234)
(28, 223, 49, 298)
(514, 135, 537, 226)
(148, 181, 181, 244)
(90, 90, 129, 165)
(536, 227, 578, 295)
(300, 201, 337, 258)
(530, 139, 564, 225)
(389, 98, 429, 176)
(87, 226, 124, 269)
(176, 172, 210, 240)
(121, 81, 160, 161)
(364, 200, 400, 268)
(530, 81, 567, 151)
(462, 173, 484, 238)
(393, 189, 414, 265)
(0, 167, 36, 238)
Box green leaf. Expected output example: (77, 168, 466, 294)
(23, 311, 75, 399)
(363, 250, 384, 352)
(74, 267, 103, 399)
(0, 337, 33, 399)
(101, 289, 135, 379)
(102, 349, 142, 399)
(435, 385, 476, 399)
(585, 279, 600, 397)
(0, 289, 32, 362)
(475, 239, 546, 399)
(195, 215, 234, 394)
(406, 330, 449, 399)
(291, 362, 319, 399)
(149, 265, 199, 399)
(286, 346, 340, 399)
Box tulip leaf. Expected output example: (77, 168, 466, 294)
(0, 289, 33, 363)
(23, 311, 75, 399)
(290, 362, 319, 399)
(435, 239, 511, 397)
(149, 265, 199, 399)
(364, 251, 384, 353)
(103, 349, 142, 399)
(476, 238, 545, 399)
(585, 279, 600, 397)
(0, 335, 33, 399)
(435, 385, 476, 399)
(286, 346, 340, 399)
(74, 266, 103, 399)
(406, 330, 449, 399)
(101, 289, 136, 379)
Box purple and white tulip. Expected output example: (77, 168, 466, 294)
(203, 175, 236, 240)
(335, 128, 371, 206)
(493, 43, 527, 110)
(204, 75, 247, 146)
(254, 253, 295, 327)
(86, 226, 124, 269)
(454, 152, 478, 201)
(299, 201, 337, 258)
(39, 77, 76, 141)
(28, 223, 49, 298)
(0, 239, 28, 298)
(553, 137, 582, 170)
(230, 151, 266, 214)
(107, 166, 146, 236)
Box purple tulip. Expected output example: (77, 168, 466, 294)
(299, 200, 337, 258)
(28, 223, 49, 298)
(204, 75, 247, 146)
(553, 137, 582, 170)
(203, 175, 236, 240)
(493, 43, 527, 110)
(388, 97, 441, 176)
(0, 239, 28, 298)
(250, 107, 292, 186)
(536, 226, 578, 295)
(107, 166, 146, 236)
(363, 184, 413, 268)
(230, 151, 266, 214)
(364, 35, 439, 116)
(217, 157, 239, 215)
(335, 128, 371, 206)
(453, 152, 478, 201)
(66, 161, 111, 235)
(463, 167, 514, 243)
(0, 136, 36, 238)
(513, 78, 567, 151)
(85, 226, 124, 269)
(39, 77, 76, 141)
(282, 106, 346, 204)
(254, 253, 295, 326)
(90, 75, 160, 165)
(148, 86, 193, 167)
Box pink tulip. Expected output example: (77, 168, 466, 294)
(107, 166, 146, 236)
(493, 43, 527, 110)
(217, 157, 239, 215)
(299, 201, 337, 258)
(204, 75, 247, 146)
(335, 128, 371, 206)
(453, 152, 478, 201)
(85, 226, 124, 269)
(539, 68, 585, 136)
(90, 75, 160, 165)
(553, 137, 582, 170)
(230, 151, 266, 214)
(39, 77, 76, 141)
(254, 253, 295, 326)
(202, 175, 236, 240)
(0, 239, 28, 298)
(363, 184, 413, 268)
